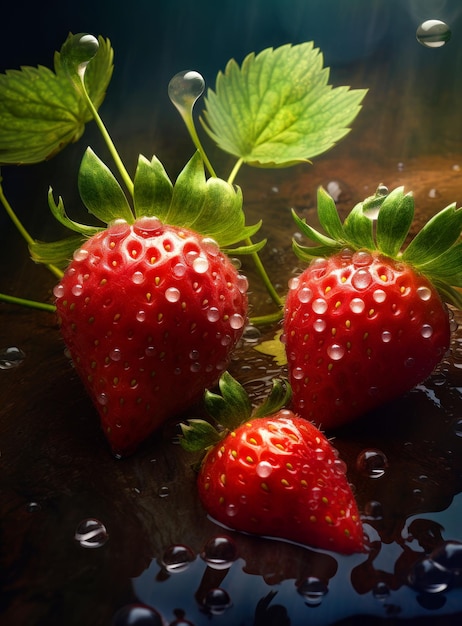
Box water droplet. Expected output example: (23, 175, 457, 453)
(242, 325, 261, 342)
(373, 289, 387, 303)
(417, 286, 432, 301)
(71, 283, 83, 297)
(109, 348, 122, 361)
(312, 298, 328, 314)
(158, 486, 170, 498)
(201, 535, 238, 570)
(236, 274, 248, 294)
(356, 449, 388, 478)
(326, 180, 342, 202)
(192, 256, 209, 274)
(298, 287, 313, 303)
(350, 298, 365, 314)
(313, 318, 326, 332)
(97, 392, 109, 406)
(133, 216, 163, 237)
(256, 460, 273, 478)
(353, 250, 373, 267)
(165, 287, 181, 303)
(168, 70, 205, 114)
(352, 269, 372, 291)
(203, 588, 232, 615)
(416, 20, 451, 48)
(431, 542, 462, 575)
(289, 276, 300, 290)
(381, 330, 392, 343)
(292, 367, 305, 380)
(26, 501, 41, 513)
(73, 247, 89, 262)
(0, 346, 26, 370)
(112, 603, 163, 626)
(453, 418, 462, 437)
(206, 307, 220, 323)
(363, 500, 384, 520)
(373, 581, 390, 601)
(162, 544, 196, 573)
(229, 314, 244, 330)
(201, 237, 220, 256)
(297, 577, 329, 606)
(327, 344, 345, 361)
(408, 558, 452, 593)
(53, 283, 65, 298)
(74, 518, 108, 548)
(136, 310, 146, 323)
(421, 324, 433, 338)
(131, 270, 144, 284)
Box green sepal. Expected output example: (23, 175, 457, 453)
(179, 419, 223, 453)
(376, 187, 414, 256)
(78, 147, 134, 224)
(252, 378, 292, 418)
(204, 371, 252, 430)
(29, 235, 86, 268)
(165, 151, 260, 247)
(133, 154, 173, 218)
(221, 236, 266, 256)
(343, 201, 375, 250)
(48, 187, 101, 236)
(317, 186, 346, 241)
(431, 280, 462, 310)
(402, 202, 462, 267)
(291, 208, 339, 249)
(416, 241, 462, 286)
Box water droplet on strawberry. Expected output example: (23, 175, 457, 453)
(353, 250, 373, 267)
(201, 237, 220, 256)
(0, 346, 26, 370)
(373, 289, 387, 303)
(192, 256, 209, 274)
(297, 287, 313, 303)
(236, 274, 249, 294)
(256, 460, 273, 478)
(293, 367, 305, 380)
(381, 330, 392, 343)
(356, 449, 388, 478)
(289, 276, 300, 290)
(133, 216, 163, 237)
(327, 344, 345, 360)
(312, 298, 327, 314)
(53, 284, 65, 298)
(165, 287, 181, 303)
(172, 262, 187, 277)
(136, 310, 146, 322)
(162, 544, 196, 573)
(207, 307, 220, 322)
(109, 348, 122, 361)
(73, 247, 89, 262)
(417, 286, 432, 301)
(201, 535, 237, 570)
(421, 324, 434, 338)
(97, 392, 109, 406)
(352, 269, 372, 290)
(350, 297, 365, 314)
(131, 271, 144, 284)
(71, 284, 83, 297)
(229, 314, 245, 330)
(74, 518, 108, 548)
(313, 318, 326, 332)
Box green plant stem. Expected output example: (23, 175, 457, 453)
(0, 292, 56, 313)
(247, 238, 283, 307)
(0, 180, 64, 280)
(227, 157, 244, 186)
(184, 114, 217, 178)
(250, 309, 283, 327)
(80, 82, 134, 198)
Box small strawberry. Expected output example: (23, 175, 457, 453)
(54, 218, 248, 456)
(284, 185, 462, 429)
(180, 372, 364, 555)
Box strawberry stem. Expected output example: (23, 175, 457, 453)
(0, 292, 56, 313)
(249, 309, 284, 326)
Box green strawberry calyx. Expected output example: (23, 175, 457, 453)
(292, 184, 462, 309)
(179, 372, 292, 453)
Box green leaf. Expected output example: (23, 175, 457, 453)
(201, 42, 367, 167)
(29, 235, 85, 267)
(0, 34, 113, 164)
(252, 378, 292, 418)
(416, 242, 462, 286)
(253, 330, 288, 366)
(48, 187, 101, 236)
(343, 201, 375, 250)
(204, 371, 252, 430)
(376, 187, 414, 256)
(402, 203, 462, 267)
(133, 154, 173, 218)
(179, 419, 223, 453)
(165, 151, 260, 246)
(78, 147, 134, 224)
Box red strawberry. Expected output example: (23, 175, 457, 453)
(180, 373, 364, 555)
(284, 185, 462, 429)
(54, 217, 248, 456)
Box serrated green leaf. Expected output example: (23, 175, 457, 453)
(253, 330, 288, 366)
(201, 42, 367, 167)
(78, 147, 134, 224)
(291, 208, 339, 249)
(179, 419, 222, 453)
(402, 203, 462, 267)
(204, 371, 252, 429)
(416, 242, 462, 286)
(165, 151, 260, 246)
(0, 34, 113, 164)
(252, 378, 292, 418)
(29, 235, 85, 267)
(222, 236, 266, 256)
(343, 201, 375, 250)
(48, 187, 101, 236)
(133, 154, 173, 218)
(292, 241, 343, 263)
(376, 187, 414, 256)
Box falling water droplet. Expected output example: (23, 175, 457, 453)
(201, 535, 238, 570)
(74, 518, 108, 548)
(168, 70, 205, 114)
(0, 346, 26, 370)
(162, 544, 196, 573)
(416, 20, 451, 48)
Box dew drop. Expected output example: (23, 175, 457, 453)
(207, 307, 220, 322)
(236, 274, 249, 294)
(381, 330, 392, 343)
(408, 558, 452, 593)
(109, 348, 122, 361)
(353, 250, 373, 267)
(201, 237, 220, 256)
(417, 285, 432, 301)
(162, 544, 196, 573)
(97, 392, 109, 406)
(0, 346, 26, 370)
(53, 283, 65, 299)
(312, 298, 328, 314)
(356, 449, 388, 478)
(350, 298, 365, 314)
(131, 270, 144, 284)
(297, 577, 329, 607)
(313, 318, 326, 332)
(192, 256, 209, 274)
(421, 324, 433, 338)
(352, 269, 372, 290)
(225, 503, 238, 517)
(74, 518, 108, 548)
(298, 287, 313, 304)
(168, 70, 205, 114)
(73, 247, 89, 262)
(256, 460, 273, 478)
(373, 289, 387, 303)
(416, 20, 451, 48)
(71, 283, 83, 297)
(229, 314, 245, 330)
(289, 276, 300, 290)
(327, 344, 345, 361)
(136, 310, 146, 322)
(201, 535, 238, 570)
(165, 287, 181, 303)
(203, 588, 232, 615)
(133, 216, 163, 237)
(112, 604, 163, 626)
(292, 367, 305, 380)
(172, 262, 187, 277)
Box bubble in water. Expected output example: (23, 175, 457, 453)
(416, 20, 451, 48)
(408, 557, 452, 593)
(297, 577, 329, 606)
(162, 544, 196, 573)
(356, 449, 388, 478)
(203, 588, 232, 615)
(112, 603, 163, 626)
(201, 535, 238, 570)
(0, 346, 26, 370)
(74, 518, 108, 548)
(168, 70, 205, 114)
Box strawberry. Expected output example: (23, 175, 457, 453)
(180, 373, 364, 555)
(54, 217, 248, 456)
(284, 185, 462, 429)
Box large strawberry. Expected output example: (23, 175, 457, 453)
(180, 372, 365, 554)
(284, 185, 462, 429)
(31, 150, 262, 455)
